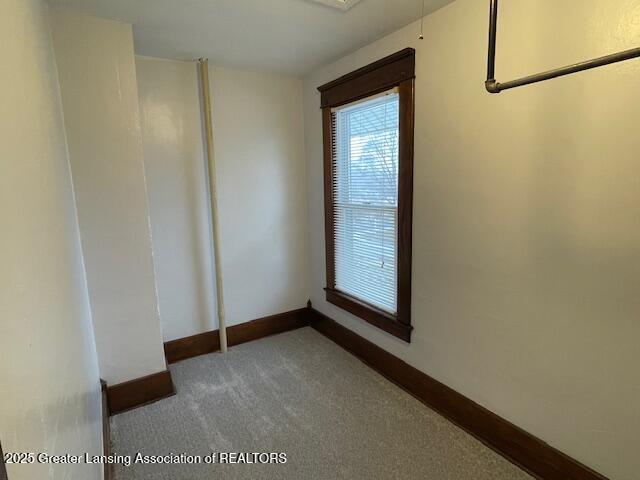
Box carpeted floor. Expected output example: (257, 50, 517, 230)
(111, 327, 532, 480)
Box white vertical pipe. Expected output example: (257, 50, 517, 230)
(198, 58, 228, 353)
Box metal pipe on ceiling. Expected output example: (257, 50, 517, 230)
(485, 0, 640, 93)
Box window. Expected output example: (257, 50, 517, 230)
(318, 49, 415, 342)
(333, 91, 399, 313)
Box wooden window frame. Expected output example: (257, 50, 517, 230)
(318, 48, 415, 343)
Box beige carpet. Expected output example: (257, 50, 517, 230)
(111, 327, 532, 480)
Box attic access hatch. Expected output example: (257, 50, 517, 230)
(310, 0, 363, 11)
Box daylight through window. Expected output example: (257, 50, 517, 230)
(332, 91, 399, 313)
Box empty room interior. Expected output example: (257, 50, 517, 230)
(2, 0, 640, 479)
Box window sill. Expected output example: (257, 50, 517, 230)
(324, 288, 412, 343)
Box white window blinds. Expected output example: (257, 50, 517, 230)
(332, 90, 399, 313)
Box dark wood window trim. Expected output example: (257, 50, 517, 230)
(318, 48, 415, 343)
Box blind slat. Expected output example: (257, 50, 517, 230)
(332, 91, 399, 314)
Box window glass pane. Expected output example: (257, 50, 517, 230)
(333, 91, 399, 313)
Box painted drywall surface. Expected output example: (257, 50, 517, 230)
(210, 67, 310, 327)
(135, 60, 309, 339)
(0, 1, 102, 479)
(135, 56, 217, 342)
(50, 13, 167, 385)
(303, 0, 640, 478)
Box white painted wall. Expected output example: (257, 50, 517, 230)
(51, 13, 167, 384)
(0, 1, 102, 479)
(210, 67, 310, 327)
(304, 1, 640, 478)
(135, 56, 217, 342)
(137, 61, 310, 338)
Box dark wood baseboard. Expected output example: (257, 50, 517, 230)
(100, 380, 113, 479)
(106, 370, 175, 416)
(164, 307, 310, 364)
(164, 329, 220, 364)
(308, 308, 608, 480)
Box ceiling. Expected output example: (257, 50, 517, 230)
(46, 0, 454, 76)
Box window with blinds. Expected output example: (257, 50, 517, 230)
(319, 48, 414, 342)
(331, 90, 399, 314)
